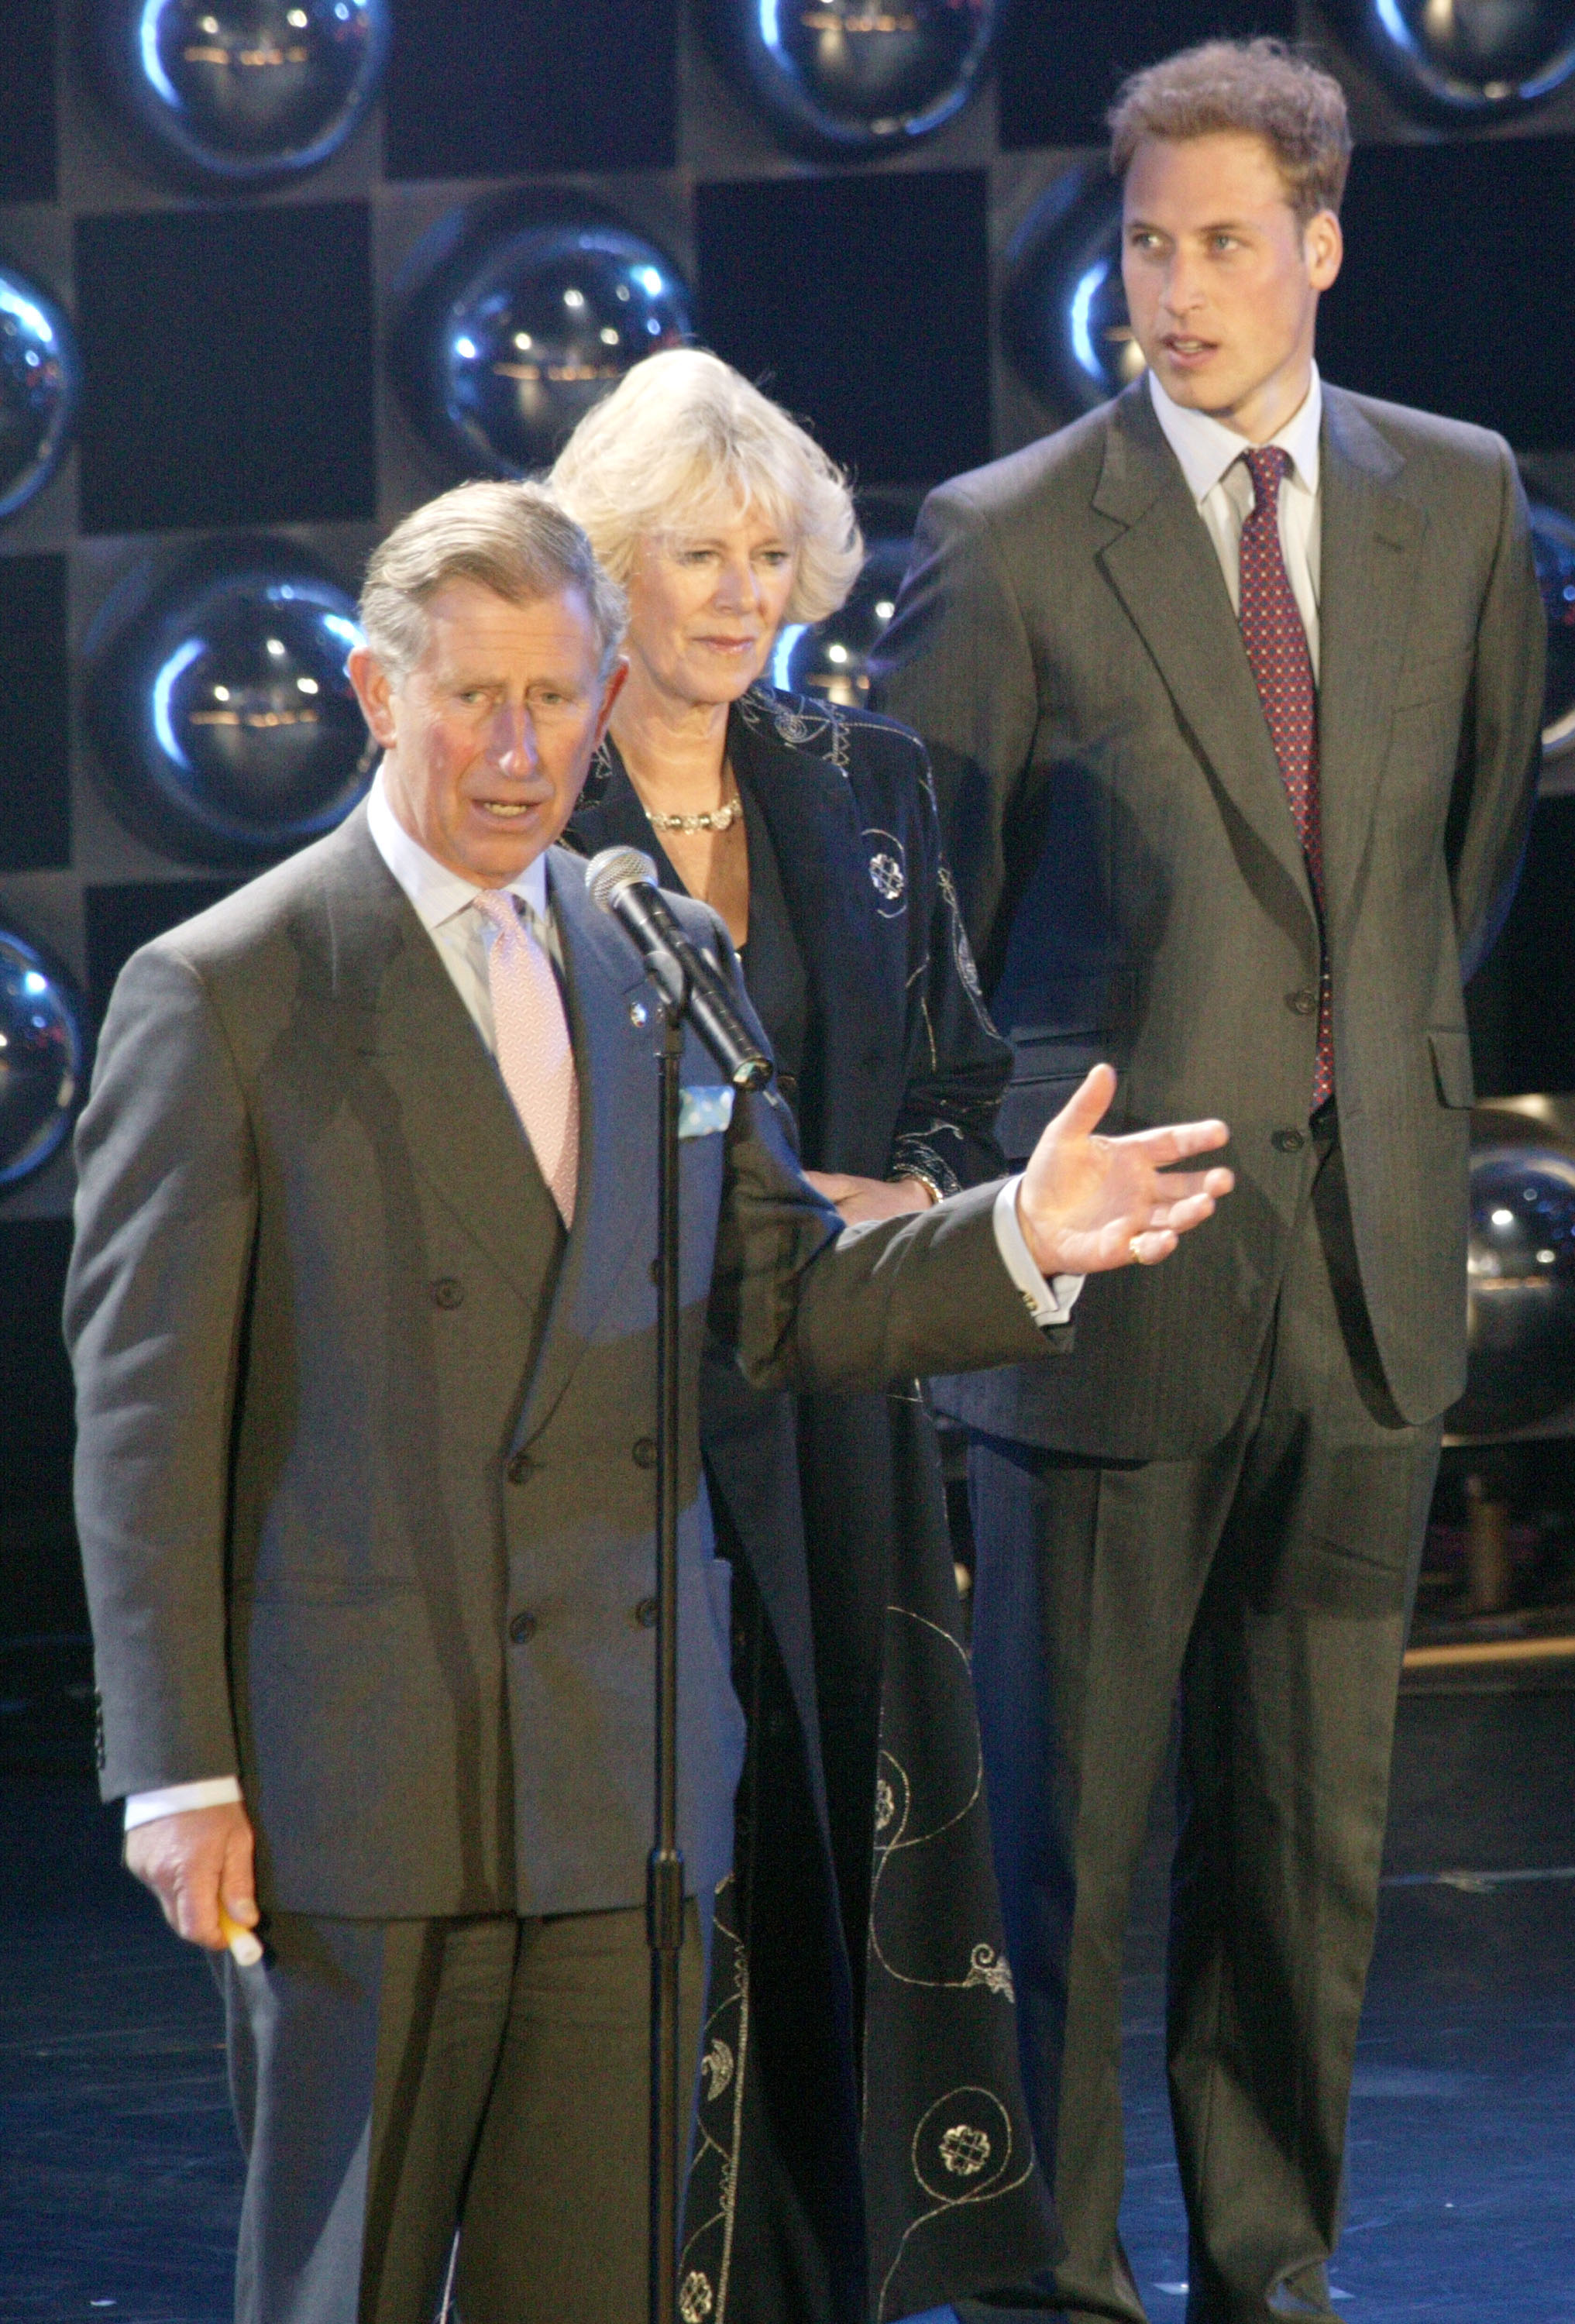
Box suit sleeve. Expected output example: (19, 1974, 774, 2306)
(869, 483, 1042, 969)
(1449, 440, 1545, 980)
(886, 733, 1013, 1197)
(64, 945, 258, 1802)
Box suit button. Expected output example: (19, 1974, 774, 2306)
(635, 1597, 659, 1629)
(1272, 1129, 1306, 1153)
(1288, 989, 1317, 1017)
(508, 1611, 538, 1644)
(632, 1437, 659, 1469)
(431, 1277, 464, 1308)
(506, 1450, 536, 1485)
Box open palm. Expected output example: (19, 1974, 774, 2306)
(1018, 1064, 1234, 1277)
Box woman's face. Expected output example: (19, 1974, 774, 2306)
(623, 504, 800, 710)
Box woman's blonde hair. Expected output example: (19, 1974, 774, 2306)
(549, 349, 863, 626)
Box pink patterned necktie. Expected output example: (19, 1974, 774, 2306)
(472, 888, 579, 1225)
(1238, 444, 1334, 1112)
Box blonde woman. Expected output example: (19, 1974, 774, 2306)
(554, 352, 1057, 2323)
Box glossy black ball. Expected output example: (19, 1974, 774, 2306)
(0, 926, 89, 1191)
(86, 539, 373, 870)
(81, 0, 390, 189)
(1331, 0, 1575, 119)
(393, 201, 693, 481)
(1001, 164, 1147, 416)
(775, 538, 912, 707)
(699, 0, 999, 160)
(1448, 1145, 1575, 1437)
(0, 263, 80, 524)
(1530, 501, 1575, 765)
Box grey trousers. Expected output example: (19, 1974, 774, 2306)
(220, 1903, 706, 2324)
(964, 1126, 1442, 2324)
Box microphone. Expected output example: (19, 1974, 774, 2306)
(585, 847, 773, 1092)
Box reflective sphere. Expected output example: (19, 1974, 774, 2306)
(0, 926, 88, 1190)
(0, 264, 80, 524)
(393, 200, 693, 481)
(1530, 501, 1575, 762)
(1002, 166, 1146, 415)
(1333, 0, 1575, 119)
(82, 0, 390, 188)
(86, 539, 373, 870)
(773, 537, 911, 707)
(700, 0, 999, 160)
(1448, 1144, 1575, 1436)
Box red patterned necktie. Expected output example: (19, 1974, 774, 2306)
(1237, 444, 1333, 1112)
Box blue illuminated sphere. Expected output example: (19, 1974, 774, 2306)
(0, 927, 88, 1190)
(1331, 0, 1575, 119)
(86, 539, 374, 869)
(82, 0, 390, 188)
(394, 201, 693, 481)
(0, 264, 80, 524)
(774, 538, 912, 707)
(1449, 1144, 1575, 1437)
(1001, 165, 1147, 417)
(1530, 501, 1575, 765)
(700, 0, 999, 159)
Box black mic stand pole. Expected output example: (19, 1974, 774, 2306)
(648, 971, 686, 2324)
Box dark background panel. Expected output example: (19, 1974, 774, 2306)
(84, 880, 242, 1021)
(0, 0, 58, 205)
(1498, 798, 1575, 1097)
(1322, 136, 1575, 448)
(0, 554, 70, 872)
(696, 170, 993, 488)
(0, 1219, 83, 1636)
(385, 0, 678, 180)
(74, 205, 377, 535)
(997, 0, 1298, 153)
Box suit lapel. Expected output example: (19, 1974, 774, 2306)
(518, 849, 656, 1439)
(1315, 387, 1425, 937)
(1093, 385, 1317, 934)
(321, 812, 557, 1305)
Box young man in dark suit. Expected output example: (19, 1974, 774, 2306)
(873, 40, 1543, 2324)
(66, 480, 1234, 2324)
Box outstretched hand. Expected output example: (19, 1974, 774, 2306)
(1017, 1064, 1233, 1277)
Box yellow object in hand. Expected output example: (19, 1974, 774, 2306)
(218, 1906, 263, 1967)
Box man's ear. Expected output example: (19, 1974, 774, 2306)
(348, 645, 399, 751)
(592, 655, 630, 751)
(1305, 207, 1343, 294)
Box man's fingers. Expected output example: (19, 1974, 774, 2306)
(1119, 1118, 1232, 1165)
(1048, 1062, 1118, 1143)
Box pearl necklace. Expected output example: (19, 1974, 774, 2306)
(645, 796, 744, 835)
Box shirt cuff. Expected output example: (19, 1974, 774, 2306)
(124, 1776, 244, 1831)
(992, 1176, 1085, 1328)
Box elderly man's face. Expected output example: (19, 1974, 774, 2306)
(349, 579, 626, 887)
(624, 507, 800, 711)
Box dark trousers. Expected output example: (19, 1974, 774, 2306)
(219, 1903, 706, 2324)
(965, 1129, 1441, 2324)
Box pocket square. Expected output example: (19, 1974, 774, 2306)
(679, 1085, 735, 1140)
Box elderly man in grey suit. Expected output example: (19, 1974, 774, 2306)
(66, 479, 1236, 2324)
(872, 39, 1543, 2324)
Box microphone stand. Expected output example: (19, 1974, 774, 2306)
(648, 975, 686, 2324)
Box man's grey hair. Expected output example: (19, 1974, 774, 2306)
(359, 479, 628, 682)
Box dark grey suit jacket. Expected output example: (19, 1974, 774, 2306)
(65, 812, 1049, 1920)
(872, 380, 1543, 1456)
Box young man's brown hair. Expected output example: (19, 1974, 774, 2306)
(1108, 37, 1353, 223)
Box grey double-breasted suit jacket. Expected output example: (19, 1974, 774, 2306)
(65, 812, 1050, 1920)
(872, 379, 1544, 1456)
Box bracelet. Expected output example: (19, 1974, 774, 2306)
(898, 1171, 943, 1208)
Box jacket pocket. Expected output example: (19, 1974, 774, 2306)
(1428, 1026, 1476, 1108)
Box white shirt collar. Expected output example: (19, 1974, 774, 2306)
(1147, 363, 1322, 507)
(366, 764, 549, 933)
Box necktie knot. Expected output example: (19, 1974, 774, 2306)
(473, 888, 524, 941)
(1243, 444, 1291, 516)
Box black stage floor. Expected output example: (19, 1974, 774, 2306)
(2, 1681, 1570, 2324)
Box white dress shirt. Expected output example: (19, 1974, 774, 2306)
(126, 769, 1075, 1828)
(1147, 365, 1323, 676)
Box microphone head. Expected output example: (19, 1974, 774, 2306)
(586, 845, 659, 916)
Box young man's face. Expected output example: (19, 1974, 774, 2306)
(1121, 129, 1343, 442)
